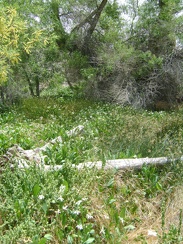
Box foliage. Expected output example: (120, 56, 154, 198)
(0, 5, 45, 86)
(0, 6, 25, 84)
(0, 0, 182, 107)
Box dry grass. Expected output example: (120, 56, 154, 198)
(87, 171, 183, 243)
(130, 186, 183, 243)
(165, 186, 183, 232)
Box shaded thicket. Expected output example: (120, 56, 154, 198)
(84, 0, 183, 109)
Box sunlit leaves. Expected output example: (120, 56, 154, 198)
(0, 7, 25, 83)
(0, 5, 48, 85)
(0, 7, 24, 84)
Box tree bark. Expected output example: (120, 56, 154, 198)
(42, 156, 181, 171)
(10, 155, 183, 172)
(0, 125, 84, 168)
(76, 157, 176, 170)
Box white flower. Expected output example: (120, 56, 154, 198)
(73, 210, 80, 215)
(59, 185, 66, 193)
(119, 217, 124, 224)
(147, 229, 157, 237)
(104, 214, 109, 219)
(100, 226, 105, 235)
(63, 205, 68, 211)
(57, 196, 64, 202)
(76, 200, 82, 206)
(38, 195, 45, 200)
(55, 209, 61, 214)
(82, 197, 88, 201)
(76, 224, 83, 230)
(86, 214, 93, 219)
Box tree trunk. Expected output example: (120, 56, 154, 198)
(84, 0, 107, 41)
(0, 86, 5, 104)
(23, 68, 35, 96)
(51, 0, 108, 53)
(35, 76, 40, 97)
(74, 0, 108, 55)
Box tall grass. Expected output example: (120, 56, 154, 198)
(0, 96, 183, 243)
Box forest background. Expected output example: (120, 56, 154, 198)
(0, 0, 183, 109)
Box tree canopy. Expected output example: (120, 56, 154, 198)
(0, 0, 183, 109)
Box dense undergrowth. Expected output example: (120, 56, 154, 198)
(0, 96, 183, 243)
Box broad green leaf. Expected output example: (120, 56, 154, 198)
(32, 183, 41, 197)
(84, 238, 95, 244)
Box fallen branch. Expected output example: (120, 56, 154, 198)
(0, 125, 84, 167)
(16, 156, 182, 171)
(76, 157, 182, 170)
(1, 124, 182, 171)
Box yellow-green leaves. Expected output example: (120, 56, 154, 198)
(0, 7, 25, 84)
(0, 6, 47, 85)
(24, 30, 44, 54)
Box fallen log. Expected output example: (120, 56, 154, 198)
(1, 124, 182, 171)
(17, 156, 182, 171)
(76, 157, 182, 170)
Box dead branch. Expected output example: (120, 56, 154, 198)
(1, 124, 182, 172)
(76, 157, 179, 170)
(0, 125, 84, 167)
(16, 156, 182, 171)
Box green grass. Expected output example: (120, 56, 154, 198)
(0, 96, 183, 243)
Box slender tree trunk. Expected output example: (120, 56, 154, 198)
(52, 0, 108, 87)
(0, 86, 5, 104)
(23, 68, 35, 96)
(84, 0, 107, 41)
(35, 76, 40, 97)
(78, 0, 108, 55)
